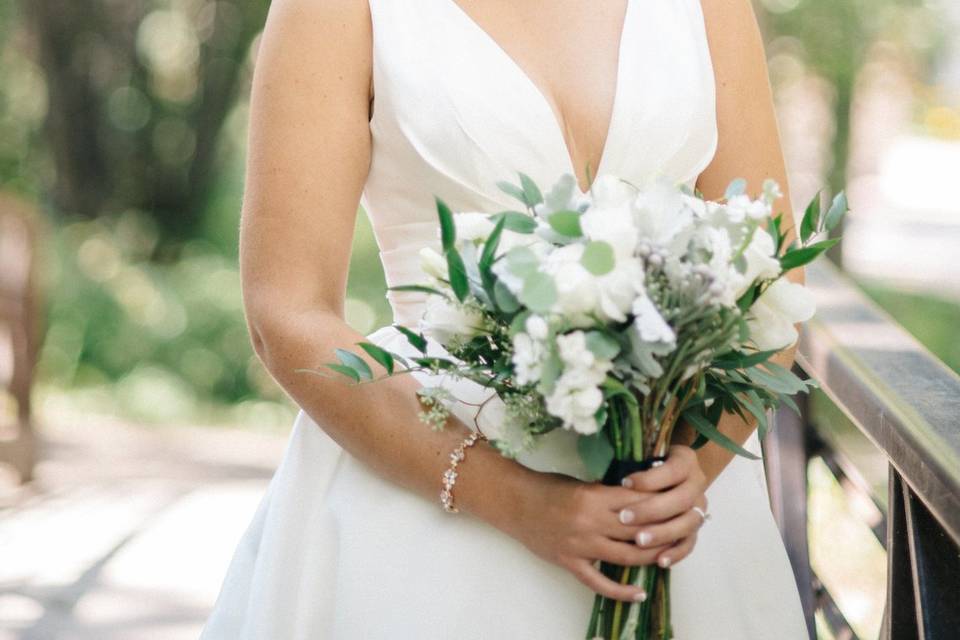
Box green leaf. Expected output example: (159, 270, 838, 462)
(436, 197, 456, 252)
(519, 172, 544, 207)
(387, 285, 450, 299)
(539, 348, 562, 394)
(767, 214, 784, 254)
(335, 349, 373, 380)
(584, 331, 620, 360)
(480, 215, 506, 269)
(494, 279, 521, 313)
(744, 365, 805, 395)
(713, 348, 781, 370)
(725, 178, 747, 199)
(496, 180, 527, 205)
(505, 246, 540, 277)
(690, 433, 709, 450)
(739, 390, 769, 439)
(824, 191, 848, 232)
(519, 272, 557, 313)
(395, 325, 427, 353)
(577, 431, 615, 480)
(581, 241, 615, 276)
(780, 238, 840, 270)
(325, 362, 360, 382)
(547, 210, 583, 237)
(682, 410, 761, 460)
(491, 211, 538, 233)
(356, 343, 395, 375)
(446, 248, 469, 302)
(799, 192, 821, 244)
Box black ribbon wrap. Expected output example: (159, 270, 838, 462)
(601, 456, 669, 487)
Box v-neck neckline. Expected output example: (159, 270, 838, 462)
(444, 0, 633, 194)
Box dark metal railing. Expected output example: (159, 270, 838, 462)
(761, 259, 960, 640)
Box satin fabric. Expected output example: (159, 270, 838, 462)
(200, 1, 810, 637)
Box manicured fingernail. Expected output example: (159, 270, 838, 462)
(634, 590, 647, 602)
(621, 477, 634, 488)
(659, 556, 672, 568)
(636, 531, 652, 546)
(619, 509, 635, 524)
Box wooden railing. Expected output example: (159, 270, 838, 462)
(0, 194, 39, 482)
(761, 260, 960, 640)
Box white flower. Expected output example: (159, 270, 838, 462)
(727, 194, 770, 222)
(628, 295, 676, 378)
(420, 296, 484, 346)
(633, 179, 697, 256)
(525, 315, 549, 341)
(543, 331, 613, 435)
(580, 200, 639, 259)
(595, 257, 644, 322)
(418, 247, 448, 281)
(512, 332, 545, 386)
(454, 212, 496, 243)
(731, 228, 782, 299)
(542, 244, 600, 323)
(590, 174, 636, 208)
(746, 279, 816, 350)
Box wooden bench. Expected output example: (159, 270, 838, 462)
(0, 193, 39, 482)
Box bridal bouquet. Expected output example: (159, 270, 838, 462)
(322, 172, 846, 639)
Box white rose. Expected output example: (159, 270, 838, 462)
(542, 245, 600, 323)
(731, 227, 782, 299)
(580, 200, 639, 259)
(746, 279, 816, 350)
(633, 179, 695, 255)
(420, 296, 484, 346)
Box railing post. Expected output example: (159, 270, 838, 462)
(763, 368, 817, 640)
(884, 465, 960, 640)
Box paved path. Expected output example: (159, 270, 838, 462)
(0, 416, 288, 640)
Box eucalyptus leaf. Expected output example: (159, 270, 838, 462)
(547, 210, 583, 238)
(519, 172, 544, 207)
(577, 431, 615, 480)
(581, 241, 615, 276)
(725, 178, 747, 199)
(336, 348, 373, 380)
(491, 211, 538, 233)
(494, 279, 521, 313)
(824, 191, 848, 232)
(585, 331, 621, 360)
(496, 180, 527, 205)
(519, 272, 557, 313)
(505, 246, 539, 277)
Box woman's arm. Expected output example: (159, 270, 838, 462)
(673, 0, 806, 486)
(238, 0, 705, 601)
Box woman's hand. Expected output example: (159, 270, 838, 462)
(617, 444, 709, 570)
(501, 443, 708, 603)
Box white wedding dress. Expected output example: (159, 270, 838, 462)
(200, 0, 810, 638)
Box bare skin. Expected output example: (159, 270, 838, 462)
(240, 0, 800, 604)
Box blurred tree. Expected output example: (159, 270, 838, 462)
(17, 0, 268, 242)
(757, 0, 944, 264)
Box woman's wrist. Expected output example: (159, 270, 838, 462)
(450, 441, 540, 534)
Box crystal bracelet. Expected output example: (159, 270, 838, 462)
(440, 430, 487, 513)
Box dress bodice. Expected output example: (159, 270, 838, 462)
(360, 0, 718, 327)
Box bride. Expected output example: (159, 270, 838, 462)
(201, 0, 810, 638)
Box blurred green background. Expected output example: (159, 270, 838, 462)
(1, 1, 959, 639)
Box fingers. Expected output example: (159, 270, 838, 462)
(592, 537, 671, 567)
(655, 531, 698, 568)
(633, 507, 703, 549)
(568, 558, 649, 603)
(625, 476, 708, 524)
(621, 444, 701, 493)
